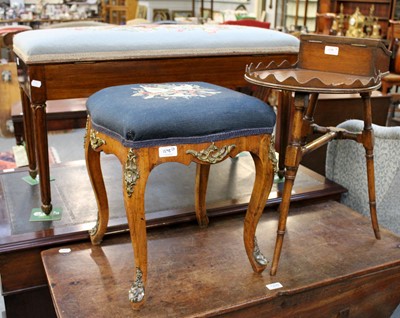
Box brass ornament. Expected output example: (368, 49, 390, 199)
(253, 236, 268, 266)
(31, 103, 46, 111)
(84, 117, 90, 148)
(269, 136, 279, 174)
(128, 267, 145, 303)
(89, 129, 106, 150)
(124, 149, 140, 197)
(336, 3, 346, 36)
(186, 142, 236, 164)
(346, 7, 366, 38)
(88, 219, 99, 236)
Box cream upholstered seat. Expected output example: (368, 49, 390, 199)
(85, 81, 277, 309)
(13, 24, 299, 64)
(326, 119, 400, 235)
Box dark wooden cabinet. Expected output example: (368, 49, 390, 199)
(318, 0, 397, 38)
(393, 0, 400, 18)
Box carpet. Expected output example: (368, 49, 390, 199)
(0, 146, 59, 170)
(0, 151, 16, 170)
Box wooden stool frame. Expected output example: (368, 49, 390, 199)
(84, 117, 276, 309)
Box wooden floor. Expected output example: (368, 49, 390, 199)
(0, 156, 347, 317)
(42, 200, 400, 318)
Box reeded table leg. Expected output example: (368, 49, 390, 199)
(20, 88, 37, 179)
(270, 92, 308, 276)
(32, 101, 52, 214)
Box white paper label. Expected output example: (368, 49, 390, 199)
(324, 46, 339, 56)
(31, 80, 42, 88)
(16, 57, 19, 65)
(266, 282, 283, 290)
(59, 248, 72, 254)
(159, 146, 177, 157)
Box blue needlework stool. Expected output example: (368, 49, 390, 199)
(84, 81, 277, 309)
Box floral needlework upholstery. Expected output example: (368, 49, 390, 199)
(13, 24, 299, 64)
(326, 119, 400, 235)
(86, 82, 276, 149)
(130, 83, 221, 100)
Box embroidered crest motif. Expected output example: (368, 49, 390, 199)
(131, 83, 220, 100)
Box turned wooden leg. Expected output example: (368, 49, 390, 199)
(270, 92, 308, 276)
(361, 92, 381, 239)
(243, 135, 275, 273)
(122, 148, 149, 310)
(20, 88, 37, 179)
(85, 120, 109, 245)
(32, 102, 52, 214)
(301, 92, 319, 145)
(195, 163, 210, 227)
(276, 91, 292, 178)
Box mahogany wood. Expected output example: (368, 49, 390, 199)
(41, 201, 400, 317)
(245, 35, 390, 276)
(0, 158, 346, 317)
(272, 89, 382, 275)
(15, 53, 297, 215)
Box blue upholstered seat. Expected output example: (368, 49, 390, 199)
(85, 81, 277, 308)
(86, 82, 276, 148)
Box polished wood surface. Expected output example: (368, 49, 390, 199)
(16, 52, 297, 215)
(85, 115, 275, 308)
(42, 200, 400, 317)
(0, 157, 346, 317)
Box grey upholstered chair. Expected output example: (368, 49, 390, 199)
(326, 119, 400, 235)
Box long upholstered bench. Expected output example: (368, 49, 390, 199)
(12, 23, 299, 216)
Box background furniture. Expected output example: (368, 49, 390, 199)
(4, 21, 108, 145)
(285, 0, 319, 32)
(381, 19, 400, 95)
(326, 119, 400, 235)
(318, 0, 398, 38)
(0, 26, 31, 137)
(12, 25, 299, 215)
(223, 19, 271, 28)
(102, 0, 138, 24)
